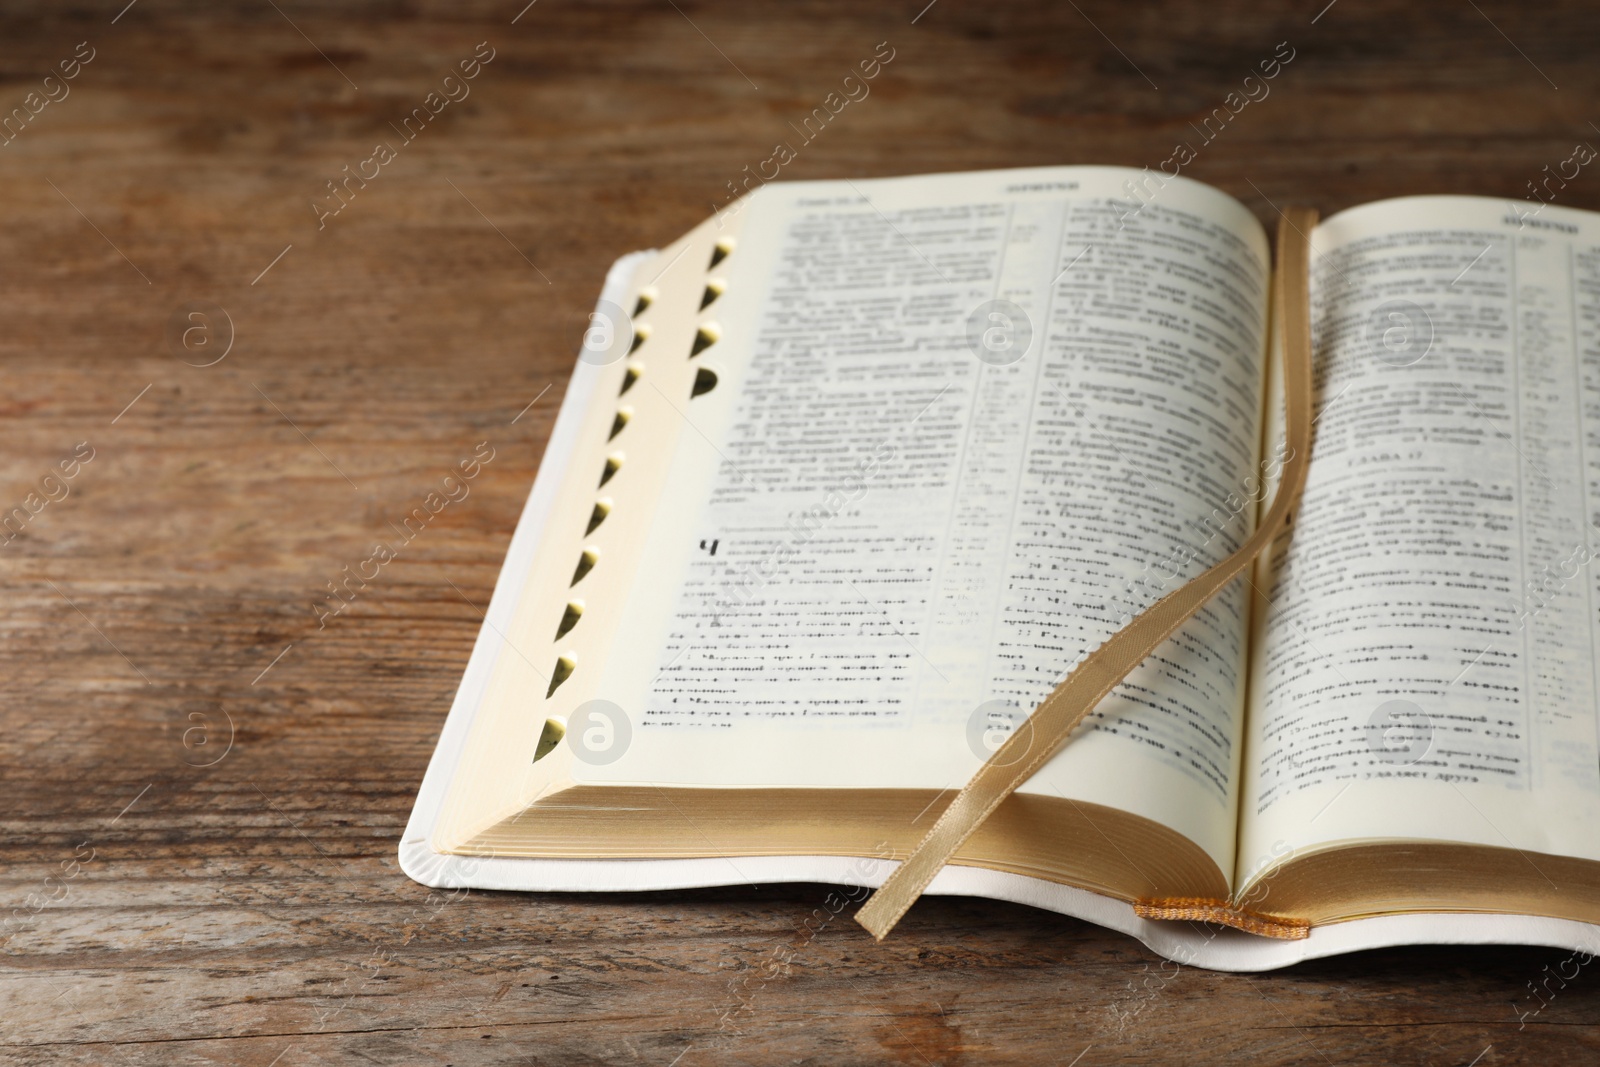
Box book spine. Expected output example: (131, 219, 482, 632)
(1132, 897, 1310, 940)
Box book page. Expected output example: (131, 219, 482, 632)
(591, 167, 1272, 876)
(1241, 196, 1600, 886)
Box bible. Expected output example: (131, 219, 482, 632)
(401, 165, 1600, 970)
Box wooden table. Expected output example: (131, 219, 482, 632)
(4, 1, 1598, 1062)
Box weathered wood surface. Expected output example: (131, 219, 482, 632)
(4, 1, 1600, 1062)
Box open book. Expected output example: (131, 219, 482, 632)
(401, 166, 1600, 971)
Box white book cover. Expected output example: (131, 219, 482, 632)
(400, 251, 1600, 973)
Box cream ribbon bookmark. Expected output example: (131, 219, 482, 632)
(856, 207, 1318, 940)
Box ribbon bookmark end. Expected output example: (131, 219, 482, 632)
(853, 904, 892, 941)
(854, 889, 906, 941)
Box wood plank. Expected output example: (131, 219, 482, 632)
(4, 0, 1600, 1062)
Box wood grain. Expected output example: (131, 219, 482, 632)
(3, 1, 1600, 1063)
